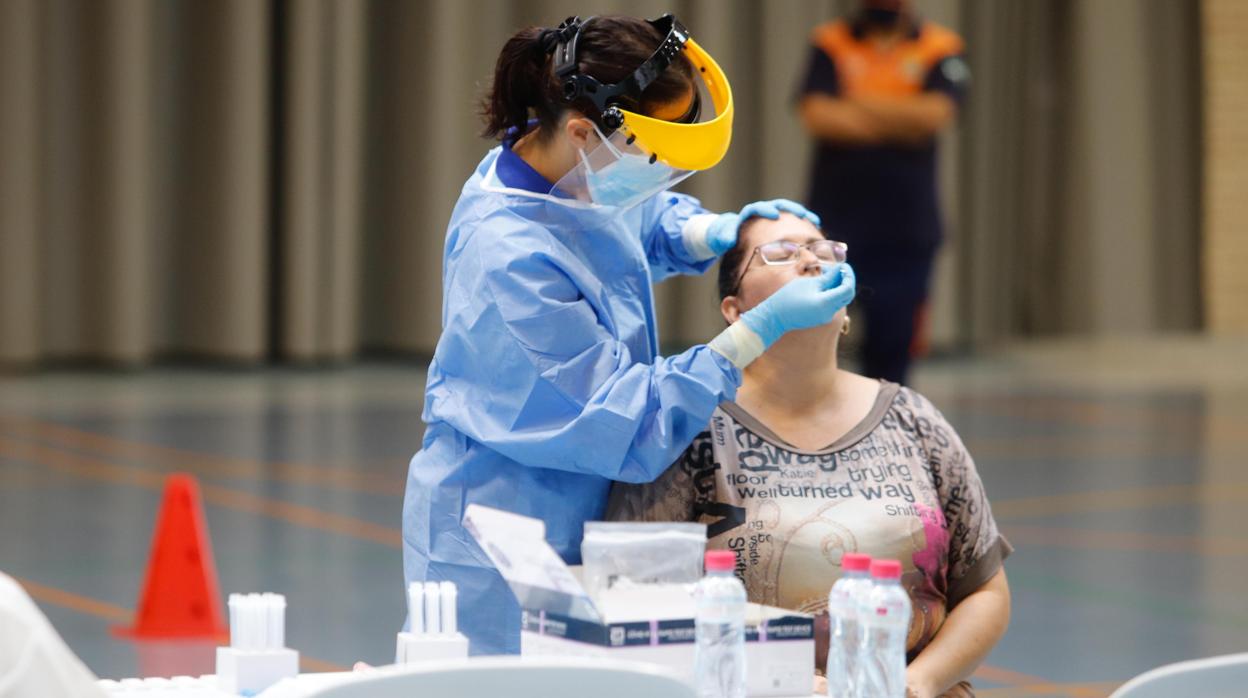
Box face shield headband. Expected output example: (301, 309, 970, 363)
(549, 14, 734, 173)
(553, 15, 692, 128)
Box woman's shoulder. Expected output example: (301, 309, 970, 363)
(839, 378, 953, 436)
(881, 383, 971, 455)
(888, 382, 943, 419)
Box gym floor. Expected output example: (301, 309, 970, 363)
(2, 336, 1245, 697)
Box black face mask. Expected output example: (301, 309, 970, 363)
(863, 8, 902, 28)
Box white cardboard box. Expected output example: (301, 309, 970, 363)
(464, 504, 814, 697)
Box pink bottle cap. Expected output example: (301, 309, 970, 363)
(841, 553, 871, 572)
(870, 559, 902, 579)
(705, 550, 736, 572)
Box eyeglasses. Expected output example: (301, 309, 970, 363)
(730, 239, 848, 296)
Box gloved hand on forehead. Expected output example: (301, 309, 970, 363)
(705, 199, 822, 256)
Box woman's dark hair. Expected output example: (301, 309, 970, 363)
(716, 242, 752, 301)
(481, 16, 696, 141)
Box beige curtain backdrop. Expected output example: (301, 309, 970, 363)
(949, 0, 1202, 346)
(0, 0, 1203, 367)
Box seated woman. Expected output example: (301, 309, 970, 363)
(607, 212, 1011, 698)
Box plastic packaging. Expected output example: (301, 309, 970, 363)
(581, 521, 707, 604)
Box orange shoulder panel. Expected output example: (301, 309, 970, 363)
(914, 22, 965, 66)
(812, 19, 856, 63)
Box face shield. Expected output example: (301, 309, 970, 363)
(556, 122, 696, 210)
(548, 16, 734, 209)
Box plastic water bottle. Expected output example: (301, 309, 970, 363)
(694, 550, 747, 698)
(826, 553, 872, 697)
(856, 559, 911, 698)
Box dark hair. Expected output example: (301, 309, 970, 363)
(716, 217, 834, 300)
(481, 16, 696, 141)
(716, 244, 749, 301)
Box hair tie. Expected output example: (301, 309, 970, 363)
(537, 28, 562, 54)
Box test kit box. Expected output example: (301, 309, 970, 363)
(519, 604, 814, 697)
(464, 505, 815, 697)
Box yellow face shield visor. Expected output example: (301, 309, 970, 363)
(551, 14, 734, 173)
(609, 39, 733, 171)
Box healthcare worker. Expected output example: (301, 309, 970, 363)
(403, 14, 857, 654)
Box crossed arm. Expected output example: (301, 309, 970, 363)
(799, 92, 956, 147)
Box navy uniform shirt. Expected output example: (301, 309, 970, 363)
(799, 19, 970, 258)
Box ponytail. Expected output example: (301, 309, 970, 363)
(479, 27, 563, 141)
(480, 17, 696, 143)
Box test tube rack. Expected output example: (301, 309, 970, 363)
(396, 580, 469, 663)
(216, 592, 299, 695)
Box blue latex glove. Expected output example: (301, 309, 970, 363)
(741, 263, 856, 347)
(705, 199, 823, 256)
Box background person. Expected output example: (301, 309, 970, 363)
(797, 0, 970, 385)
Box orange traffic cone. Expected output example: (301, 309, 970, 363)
(114, 474, 228, 640)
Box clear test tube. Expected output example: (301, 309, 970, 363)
(247, 591, 259, 654)
(250, 593, 263, 650)
(238, 594, 249, 650)
(235, 595, 246, 650)
(251, 594, 262, 650)
(439, 581, 457, 635)
(408, 582, 425, 635)
(228, 594, 242, 649)
(265, 593, 285, 649)
(423, 581, 441, 635)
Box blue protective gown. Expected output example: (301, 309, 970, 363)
(402, 144, 742, 655)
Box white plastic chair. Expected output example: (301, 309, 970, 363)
(1109, 653, 1248, 698)
(301, 656, 696, 698)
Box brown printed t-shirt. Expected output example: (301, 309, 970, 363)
(608, 382, 1011, 669)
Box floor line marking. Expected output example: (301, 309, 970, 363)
(15, 575, 132, 624)
(965, 435, 1213, 461)
(298, 656, 349, 673)
(1005, 570, 1248, 630)
(991, 483, 1248, 520)
(0, 415, 407, 496)
(1002, 525, 1248, 556)
(0, 436, 403, 548)
(976, 681, 1121, 698)
(945, 396, 1248, 455)
(972, 665, 1117, 696)
(974, 664, 1068, 687)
